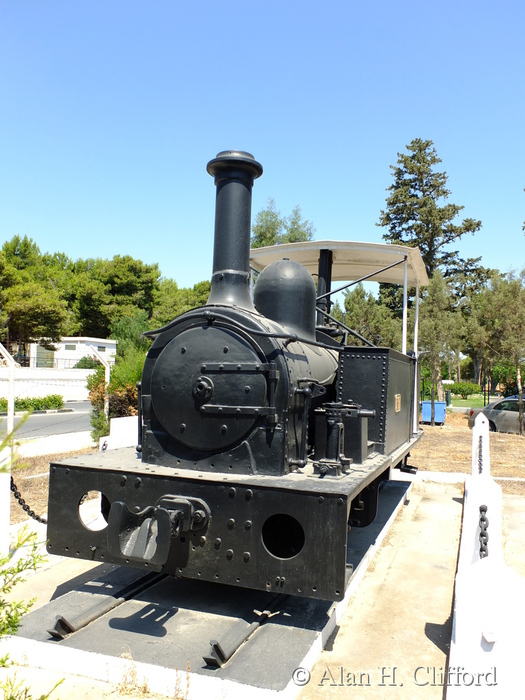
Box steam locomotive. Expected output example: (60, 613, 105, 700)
(46, 150, 423, 602)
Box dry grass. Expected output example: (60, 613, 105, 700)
(116, 651, 151, 697)
(412, 410, 525, 494)
(9, 448, 97, 525)
(115, 651, 190, 699)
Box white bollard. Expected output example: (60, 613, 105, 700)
(448, 413, 525, 698)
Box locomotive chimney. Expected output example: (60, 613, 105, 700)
(206, 150, 263, 309)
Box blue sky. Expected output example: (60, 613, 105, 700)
(1, 1, 524, 289)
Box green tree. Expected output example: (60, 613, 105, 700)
(343, 284, 401, 349)
(377, 138, 482, 277)
(2, 235, 42, 273)
(484, 271, 525, 434)
(460, 279, 496, 385)
(251, 198, 284, 248)
(251, 199, 315, 248)
(110, 310, 151, 354)
(99, 255, 159, 317)
(281, 205, 316, 244)
(418, 271, 457, 425)
(0, 237, 72, 350)
(69, 273, 112, 337)
(150, 279, 211, 327)
(376, 138, 487, 386)
(1, 282, 67, 347)
(67, 255, 161, 338)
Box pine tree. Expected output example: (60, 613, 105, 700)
(377, 138, 482, 276)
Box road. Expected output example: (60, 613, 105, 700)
(7, 401, 93, 439)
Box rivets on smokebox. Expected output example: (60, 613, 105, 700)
(244, 520, 252, 530)
(229, 488, 236, 498)
(226, 549, 234, 559)
(120, 475, 127, 486)
(135, 477, 142, 488)
(180, 423, 186, 432)
(214, 538, 222, 548)
(227, 518, 235, 528)
(243, 552, 251, 562)
(245, 489, 253, 500)
(221, 425, 227, 434)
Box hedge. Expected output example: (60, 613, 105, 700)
(0, 394, 65, 412)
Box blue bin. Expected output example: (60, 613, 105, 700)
(421, 401, 446, 424)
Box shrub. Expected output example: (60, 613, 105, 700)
(0, 525, 62, 699)
(74, 356, 101, 369)
(0, 395, 64, 412)
(0, 529, 45, 638)
(108, 346, 146, 396)
(90, 409, 110, 442)
(450, 381, 481, 399)
(87, 348, 146, 441)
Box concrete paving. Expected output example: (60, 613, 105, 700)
(3, 474, 525, 700)
(298, 479, 463, 700)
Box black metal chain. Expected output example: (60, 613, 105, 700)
(10, 475, 47, 524)
(478, 435, 483, 474)
(479, 504, 489, 558)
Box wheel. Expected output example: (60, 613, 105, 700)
(489, 421, 497, 432)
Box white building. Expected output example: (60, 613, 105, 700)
(0, 338, 118, 402)
(27, 337, 117, 369)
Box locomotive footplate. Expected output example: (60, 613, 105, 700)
(45, 444, 420, 602)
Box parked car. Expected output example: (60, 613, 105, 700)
(468, 396, 525, 434)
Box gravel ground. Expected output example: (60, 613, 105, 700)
(9, 448, 97, 525)
(411, 411, 525, 493)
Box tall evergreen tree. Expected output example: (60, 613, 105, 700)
(377, 138, 482, 276)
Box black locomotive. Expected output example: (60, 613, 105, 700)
(46, 150, 422, 602)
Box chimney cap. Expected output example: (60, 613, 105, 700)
(207, 150, 263, 181)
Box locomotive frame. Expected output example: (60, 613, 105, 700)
(46, 150, 428, 603)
